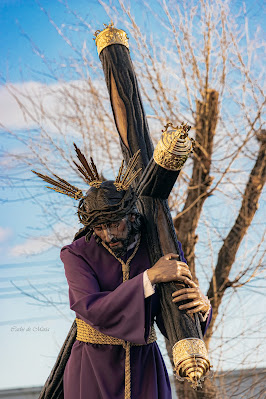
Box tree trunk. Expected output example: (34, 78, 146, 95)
(205, 130, 266, 347)
(174, 90, 219, 278)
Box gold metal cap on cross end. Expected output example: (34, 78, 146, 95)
(172, 338, 211, 389)
(94, 22, 129, 55)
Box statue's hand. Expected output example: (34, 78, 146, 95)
(147, 253, 192, 285)
(172, 280, 210, 315)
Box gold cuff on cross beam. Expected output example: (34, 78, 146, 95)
(153, 122, 195, 171)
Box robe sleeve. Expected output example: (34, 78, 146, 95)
(61, 247, 153, 345)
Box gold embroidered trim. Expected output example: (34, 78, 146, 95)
(76, 318, 157, 346)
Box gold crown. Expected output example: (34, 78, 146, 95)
(94, 22, 129, 55)
(153, 122, 195, 171)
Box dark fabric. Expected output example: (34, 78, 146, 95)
(61, 234, 172, 399)
(99, 43, 205, 349)
(138, 158, 180, 199)
(100, 45, 154, 172)
(38, 321, 77, 399)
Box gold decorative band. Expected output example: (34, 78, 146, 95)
(153, 122, 194, 171)
(76, 317, 156, 346)
(94, 22, 129, 55)
(172, 338, 211, 389)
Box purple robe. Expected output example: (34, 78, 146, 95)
(61, 235, 211, 399)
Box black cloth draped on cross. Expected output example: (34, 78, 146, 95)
(95, 23, 210, 387)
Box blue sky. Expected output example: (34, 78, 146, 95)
(0, 0, 106, 389)
(0, 0, 103, 82)
(0, 0, 265, 391)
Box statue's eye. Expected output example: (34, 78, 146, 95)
(94, 226, 102, 232)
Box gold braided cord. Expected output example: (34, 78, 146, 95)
(100, 234, 141, 282)
(100, 235, 141, 399)
(124, 341, 131, 399)
(75, 320, 156, 399)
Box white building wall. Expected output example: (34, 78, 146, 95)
(0, 387, 41, 399)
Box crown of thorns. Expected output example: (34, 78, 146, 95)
(32, 144, 142, 200)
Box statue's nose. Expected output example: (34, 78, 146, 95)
(102, 228, 113, 243)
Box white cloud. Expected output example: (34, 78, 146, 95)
(0, 227, 13, 242)
(10, 238, 53, 256)
(0, 82, 41, 130)
(10, 223, 77, 256)
(0, 79, 108, 133)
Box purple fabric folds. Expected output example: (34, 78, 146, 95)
(61, 235, 211, 399)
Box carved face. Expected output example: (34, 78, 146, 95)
(93, 215, 136, 256)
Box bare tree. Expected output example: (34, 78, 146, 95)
(1, 0, 265, 398)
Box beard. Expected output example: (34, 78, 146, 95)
(106, 237, 130, 257)
(106, 218, 133, 257)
